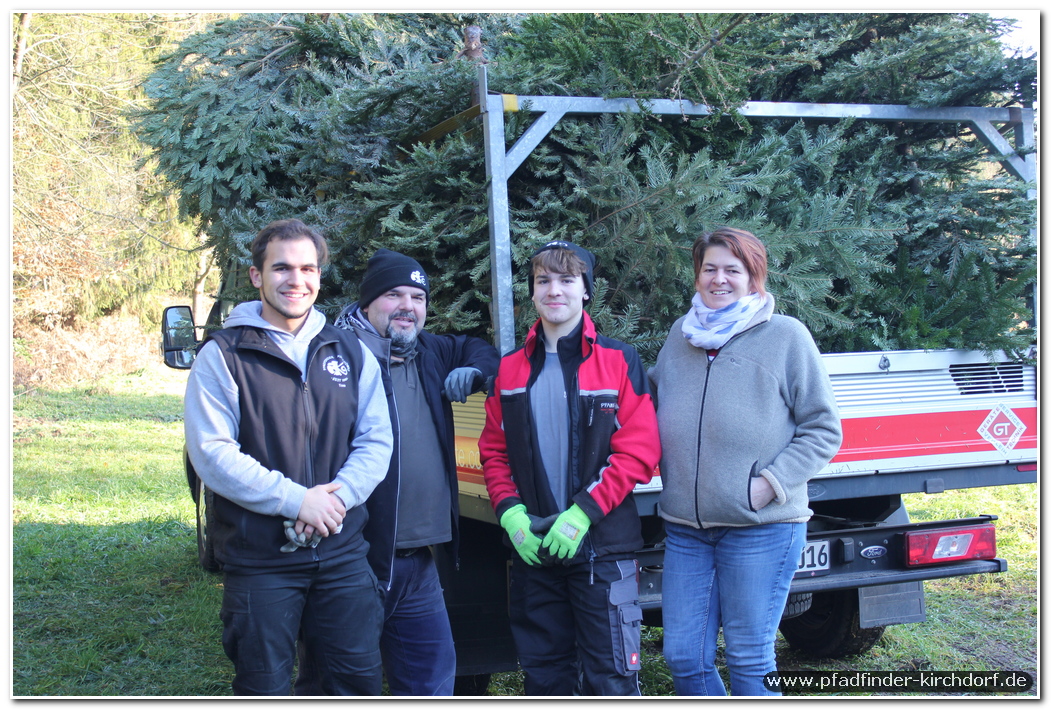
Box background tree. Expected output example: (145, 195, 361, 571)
(12, 13, 221, 331)
(135, 12, 1036, 361)
(11, 12, 227, 388)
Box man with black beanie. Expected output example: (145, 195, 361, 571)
(297, 248, 499, 696)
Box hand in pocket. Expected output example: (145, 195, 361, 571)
(749, 475, 775, 511)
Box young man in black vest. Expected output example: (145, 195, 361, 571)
(183, 219, 393, 695)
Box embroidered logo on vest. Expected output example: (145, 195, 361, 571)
(323, 355, 350, 387)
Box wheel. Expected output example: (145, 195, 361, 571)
(453, 673, 491, 696)
(184, 449, 199, 504)
(781, 592, 813, 620)
(196, 476, 220, 572)
(778, 590, 884, 658)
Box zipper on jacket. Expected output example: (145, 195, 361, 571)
(303, 347, 322, 490)
(303, 345, 323, 561)
(694, 354, 715, 526)
(382, 341, 401, 592)
(691, 325, 758, 525)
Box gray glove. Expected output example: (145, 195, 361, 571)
(280, 519, 322, 553)
(444, 367, 481, 403)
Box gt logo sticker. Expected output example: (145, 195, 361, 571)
(978, 403, 1025, 455)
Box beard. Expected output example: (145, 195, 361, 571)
(385, 310, 420, 349)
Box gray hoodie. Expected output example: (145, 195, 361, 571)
(183, 301, 392, 520)
(649, 300, 842, 529)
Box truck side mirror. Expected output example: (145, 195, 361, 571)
(162, 305, 199, 370)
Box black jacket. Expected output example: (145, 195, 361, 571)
(340, 304, 500, 588)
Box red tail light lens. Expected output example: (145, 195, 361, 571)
(904, 524, 997, 567)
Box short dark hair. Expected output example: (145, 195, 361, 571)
(531, 247, 589, 279)
(250, 219, 329, 271)
(692, 227, 768, 298)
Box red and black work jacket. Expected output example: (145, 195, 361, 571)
(480, 312, 661, 562)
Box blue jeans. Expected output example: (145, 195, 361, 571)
(379, 547, 457, 696)
(661, 521, 805, 696)
(221, 553, 384, 696)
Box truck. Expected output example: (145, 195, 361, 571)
(160, 72, 1037, 692)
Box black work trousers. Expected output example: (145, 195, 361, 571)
(219, 552, 383, 696)
(509, 556, 643, 696)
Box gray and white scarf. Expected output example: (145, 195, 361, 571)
(681, 291, 770, 350)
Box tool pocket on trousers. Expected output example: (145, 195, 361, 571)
(607, 576, 642, 675)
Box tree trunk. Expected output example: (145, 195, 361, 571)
(192, 239, 214, 325)
(12, 12, 32, 94)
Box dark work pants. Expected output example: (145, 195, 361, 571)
(220, 553, 383, 696)
(296, 546, 456, 696)
(509, 556, 643, 696)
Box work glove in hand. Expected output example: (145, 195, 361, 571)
(541, 504, 592, 560)
(444, 367, 481, 403)
(280, 519, 322, 553)
(500, 504, 543, 566)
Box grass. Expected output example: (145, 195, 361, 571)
(11, 363, 1038, 696)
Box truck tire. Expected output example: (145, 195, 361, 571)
(196, 477, 220, 573)
(453, 673, 492, 695)
(781, 592, 813, 620)
(778, 590, 884, 658)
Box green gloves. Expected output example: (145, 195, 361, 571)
(500, 504, 543, 565)
(541, 504, 592, 560)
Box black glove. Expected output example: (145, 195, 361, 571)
(444, 367, 481, 403)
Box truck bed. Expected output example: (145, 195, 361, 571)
(453, 349, 1037, 520)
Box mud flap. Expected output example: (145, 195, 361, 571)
(607, 559, 642, 675)
(858, 581, 926, 628)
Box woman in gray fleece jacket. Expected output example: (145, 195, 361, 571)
(649, 227, 842, 696)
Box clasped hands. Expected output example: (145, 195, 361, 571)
(500, 503, 592, 565)
(281, 481, 346, 553)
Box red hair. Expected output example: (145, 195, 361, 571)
(691, 227, 768, 298)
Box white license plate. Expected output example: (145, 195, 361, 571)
(795, 539, 830, 576)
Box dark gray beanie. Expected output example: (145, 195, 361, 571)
(528, 240, 596, 302)
(358, 249, 430, 308)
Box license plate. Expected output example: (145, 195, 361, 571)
(795, 539, 830, 577)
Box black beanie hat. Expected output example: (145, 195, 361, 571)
(358, 249, 430, 308)
(528, 240, 596, 303)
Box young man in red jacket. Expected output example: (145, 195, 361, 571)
(479, 241, 661, 695)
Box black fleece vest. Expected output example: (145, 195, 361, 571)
(205, 323, 366, 568)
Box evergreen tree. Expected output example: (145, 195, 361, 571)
(134, 12, 1035, 360)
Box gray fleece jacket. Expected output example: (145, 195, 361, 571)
(648, 298, 842, 528)
(183, 301, 392, 521)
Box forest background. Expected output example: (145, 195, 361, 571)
(10, 11, 1038, 392)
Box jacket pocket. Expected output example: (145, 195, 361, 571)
(746, 460, 761, 513)
(580, 393, 619, 479)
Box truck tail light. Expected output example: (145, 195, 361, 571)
(904, 524, 996, 567)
